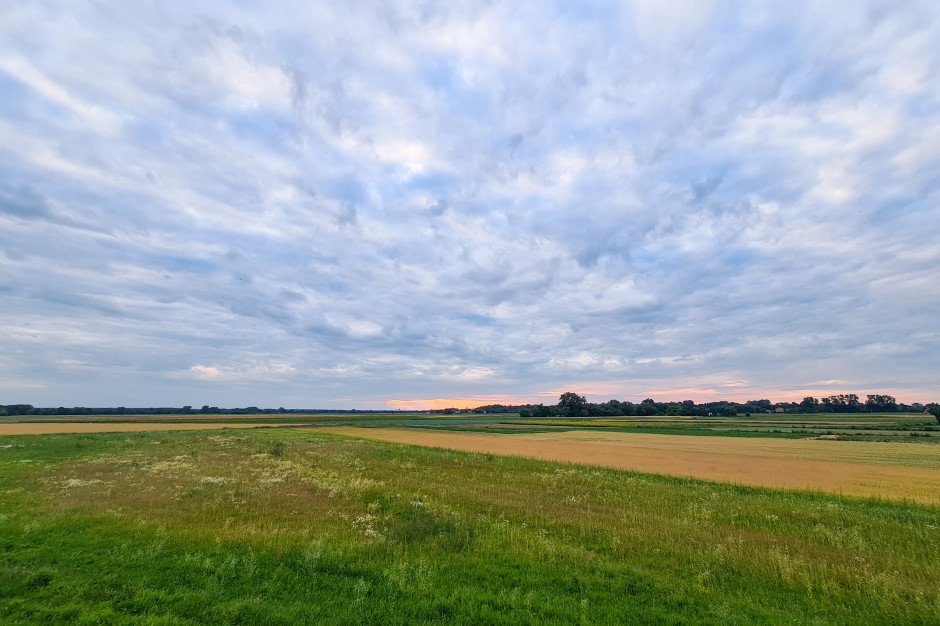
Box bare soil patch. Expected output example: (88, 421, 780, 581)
(321, 427, 940, 506)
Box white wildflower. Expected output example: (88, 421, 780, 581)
(200, 476, 231, 486)
(62, 478, 103, 489)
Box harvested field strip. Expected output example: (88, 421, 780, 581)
(525, 429, 940, 467)
(0, 422, 293, 435)
(321, 427, 940, 506)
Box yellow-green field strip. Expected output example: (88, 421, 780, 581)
(0, 422, 293, 435)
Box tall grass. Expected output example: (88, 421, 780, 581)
(1, 429, 937, 624)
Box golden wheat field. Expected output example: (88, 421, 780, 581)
(322, 427, 940, 506)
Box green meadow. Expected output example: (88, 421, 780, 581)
(1, 428, 938, 624)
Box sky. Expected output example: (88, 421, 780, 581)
(1, 1, 938, 410)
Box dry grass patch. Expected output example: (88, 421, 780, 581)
(33, 435, 383, 545)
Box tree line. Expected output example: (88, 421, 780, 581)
(2, 395, 938, 422)
(439, 393, 940, 422)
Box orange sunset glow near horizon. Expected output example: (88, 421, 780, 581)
(382, 397, 535, 411)
(381, 386, 933, 411)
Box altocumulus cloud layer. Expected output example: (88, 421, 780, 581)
(1, 1, 938, 408)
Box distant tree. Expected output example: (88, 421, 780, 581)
(665, 402, 684, 416)
(800, 397, 819, 413)
(846, 394, 862, 412)
(1, 404, 33, 416)
(827, 395, 846, 412)
(557, 392, 587, 417)
(531, 404, 551, 417)
(635, 399, 663, 416)
(927, 403, 940, 425)
(711, 404, 737, 417)
(866, 395, 897, 412)
(619, 401, 637, 416)
(824, 394, 862, 413)
(519, 408, 532, 418)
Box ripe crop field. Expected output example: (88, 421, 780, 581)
(1, 428, 938, 624)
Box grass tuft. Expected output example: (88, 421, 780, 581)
(25, 570, 53, 590)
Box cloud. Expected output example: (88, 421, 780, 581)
(0, 1, 938, 407)
(174, 361, 297, 383)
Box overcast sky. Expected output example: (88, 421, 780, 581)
(1, 1, 938, 409)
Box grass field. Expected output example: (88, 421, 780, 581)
(1, 427, 939, 624)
